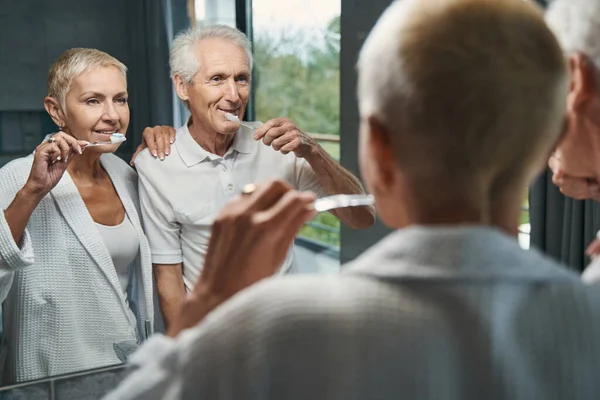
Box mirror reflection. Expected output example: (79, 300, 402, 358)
(0, 0, 356, 387)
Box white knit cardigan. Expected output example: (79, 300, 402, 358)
(0, 153, 154, 384)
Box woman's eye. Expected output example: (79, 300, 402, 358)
(86, 98, 100, 105)
(116, 97, 128, 105)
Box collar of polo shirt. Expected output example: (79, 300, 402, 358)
(178, 123, 255, 167)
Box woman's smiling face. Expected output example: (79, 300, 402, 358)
(63, 65, 130, 152)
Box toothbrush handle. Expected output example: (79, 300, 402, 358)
(240, 122, 256, 132)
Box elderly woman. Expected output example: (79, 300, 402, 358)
(0, 48, 161, 384)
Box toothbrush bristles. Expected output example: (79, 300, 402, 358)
(225, 113, 240, 123)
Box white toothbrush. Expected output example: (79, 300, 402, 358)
(312, 194, 375, 212)
(225, 113, 256, 132)
(84, 133, 127, 147)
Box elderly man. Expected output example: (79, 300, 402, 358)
(544, 0, 600, 280)
(134, 25, 374, 328)
(107, 0, 600, 399)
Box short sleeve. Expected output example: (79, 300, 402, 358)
(136, 155, 183, 265)
(294, 157, 328, 198)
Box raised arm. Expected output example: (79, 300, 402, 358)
(0, 133, 84, 302)
(254, 118, 376, 229)
(299, 146, 375, 228)
(5, 133, 83, 243)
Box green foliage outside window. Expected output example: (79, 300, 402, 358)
(520, 196, 529, 226)
(253, 16, 340, 135)
(254, 16, 342, 248)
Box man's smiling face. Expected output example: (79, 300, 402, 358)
(183, 38, 251, 136)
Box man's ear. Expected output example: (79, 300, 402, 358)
(366, 116, 396, 191)
(43, 97, 65, 128)
(568, 53, 598, 111)
(173, 75, 190, 102)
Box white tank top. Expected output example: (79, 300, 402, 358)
(95, 216, 140, 295)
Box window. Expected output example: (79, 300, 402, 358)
(252, 0, 342, 249)
(519, 193, 530, 250)
(193, 0, 236, 27)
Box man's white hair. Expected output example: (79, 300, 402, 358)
(357, 0, 567, 185)
(170, 24, 253, 84)
(546, 0, 600, 69)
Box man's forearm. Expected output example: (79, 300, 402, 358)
(154, 263, 186, 330)
(306, 144, 376, 228)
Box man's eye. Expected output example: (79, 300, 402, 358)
(237, 76, 248, 83)
(210, 76, 222, 83)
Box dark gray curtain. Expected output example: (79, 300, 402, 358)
(119, 0, 179, 161)
(530, 171, 600, 272)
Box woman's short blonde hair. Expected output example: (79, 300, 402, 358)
(47, 48, 127, 110)
(357, 0, 567, 187)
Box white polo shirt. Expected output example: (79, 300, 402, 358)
(135, 122, 327, 291)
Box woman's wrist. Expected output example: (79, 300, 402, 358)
(166, 287, 222, 338)
(20, 182, 48, 201)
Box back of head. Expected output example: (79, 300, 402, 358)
(358, 0, 567, 190)
(47, 48, 127, 110)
